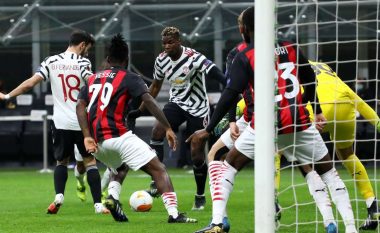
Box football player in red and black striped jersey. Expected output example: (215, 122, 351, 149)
(77, 34, 197, 224)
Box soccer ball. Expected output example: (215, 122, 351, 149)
(129, 190, 153, 212)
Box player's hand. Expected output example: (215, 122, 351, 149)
(314, 113, 327, 132)
(186, 129, 210, 145)
(84, 137, 98, 153)
(166, 128, 177, 151)
(127, 109, 142, 120)
(0, 92, 5, 100)
(229, 122, 240, 141)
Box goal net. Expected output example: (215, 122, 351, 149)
(273, 0, 380, 232)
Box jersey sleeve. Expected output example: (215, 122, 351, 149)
(153, 56, 165, 81)
(35, 57, 50, 81)
(79, 58, 93, 81)
(226, 53, 251, 93)
(126, 73, 149, 98)
(197, 53, 216, 74)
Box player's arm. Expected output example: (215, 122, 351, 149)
(76, 86, 98, 153)
(348, 88, 380, 130)
(0, 74, 43, 100)
(141, 92, 177, 151)
(297, 47, 325, 130)
(205, 66, 227, 86)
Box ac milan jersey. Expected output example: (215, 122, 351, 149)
(36, 51, 93, 130)
(78, 68, 148, 142)
(153, 46, 215, 117)
(228, 41, 316, 134)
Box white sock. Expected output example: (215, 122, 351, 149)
(212, 161, 237, 225)
(306, 171, 336, 227)
(54, 193, 64, 205)
(366, 197, 375, 209)
(74, 165, 85, 187)
(101, 169, 111, 192)
(320, 168, 355, 228)
(108, 181, 121, 200)
(161, 192, 178, 218)
(208, 161, 228, 219)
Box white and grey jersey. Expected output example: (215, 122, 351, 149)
(36, 51, 93, 130)
(153, 46, 215, 117)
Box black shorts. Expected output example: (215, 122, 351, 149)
(163, 102, 209, 135)
(51, 123, 92, 162)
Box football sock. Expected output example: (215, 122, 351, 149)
(212, 161, 237, 225)
(74, 165, 86, 187)
(54, 164, 68, 195)
(274, 153, 282, 192)
(306, 171, 335, 227)
(193, 161, 208, 195)
(101, 168, 111, 192)
(342, 154, 375, 200)
(320, 168, 355, 227)
(150, 139, 164, 162)
(209, 161, 226, 217)
(162, 192, 178, 218)
(108, 181, 121, 200)
(86, 165, 102, 204)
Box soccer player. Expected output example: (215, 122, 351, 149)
(301, 61, 380, 230)
(130, 26, 226, 210)
(76, 33, 197, 223)
(187, 7, 357, 233)
(0, 30, 108, 214)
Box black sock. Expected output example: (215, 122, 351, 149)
(193, 162, 208, 195)
(150, 140, 164, 162)
(86, 166, 102, 203)
(54, 164, 68, 194)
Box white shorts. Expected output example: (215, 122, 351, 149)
(74, 145, 83, 162)
(220, 116, 249, 149)
(277, 125, 328, 164)
(234, 124, 328, 163)
(94, 131, 156, 171)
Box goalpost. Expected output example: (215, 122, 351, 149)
(255, 0, 379, 232)
(254, 0, 276, 233)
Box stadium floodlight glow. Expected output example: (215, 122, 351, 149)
(113, 17, 118, 22)
(182, 33, 187, 37)
(101, 17, 107, 22)
(289, 14, 294, 19)
(206, 16, 212, 21)
(21, 18, 26, 23)
(194, 33, 199, 37)
(24, 4, 28, 7)
(194, 17, 200, 21)
(9, 19, 15, 23)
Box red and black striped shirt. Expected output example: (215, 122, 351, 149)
(227, 41, 319, 134)
(78, 67, 148, 142)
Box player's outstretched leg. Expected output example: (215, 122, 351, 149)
(360, 198, 380, 230)
(142, 157, 197, 223)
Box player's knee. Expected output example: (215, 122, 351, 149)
(57, 157, 69, 166)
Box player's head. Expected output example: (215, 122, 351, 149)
(106, 33, 129, 68)
(69, 30, 95, 56)
(241, 6, 254, 44)
(161, 26, 182, 58)
(238, 9, 245, 36)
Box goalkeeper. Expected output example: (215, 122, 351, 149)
(275, 61, 380, 230)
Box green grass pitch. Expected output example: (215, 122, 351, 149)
(0, 166, 376, 232)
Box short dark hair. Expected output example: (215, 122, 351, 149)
(161, 26, 180, 40)
(107, 33, 129, 64)
(242, 6, 254, 32)
(69, 30, 95, 46)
